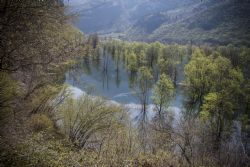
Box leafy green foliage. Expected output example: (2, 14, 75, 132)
(184, 48, 214, 110)
(185, 47, 244, 152)
(185, 48, 244, 111)
(152, 73, 174, 116)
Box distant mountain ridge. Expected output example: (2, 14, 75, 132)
(66, 0, 250, 46)
(145, 0, 250, 46)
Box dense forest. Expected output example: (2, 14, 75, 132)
(0, 0, 250, 167)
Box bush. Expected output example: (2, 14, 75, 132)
(28, 114, 54, 132)
(134, 151, 179, 167)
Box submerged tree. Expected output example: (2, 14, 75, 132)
(152, 73, 174, 122)
(184, 48, 214, 112)
(136, 66, 153, 151)
(184, 47, 244, 165)
(137, 67, 153, 114)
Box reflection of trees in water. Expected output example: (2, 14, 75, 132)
(102, 68, 109, 90)
(68, 61, 89, 86)
(67, 45, 186, 152)
(83, 57, 92, 75)
(100, 50, 123, 89)
(102, 51, 109, 90)
(102, 51, 109, 73)
(115, 50, 121, 88)
(115, 66, 121, 88)
(92, 47, 101, 71)
(128, 72, 137, 89)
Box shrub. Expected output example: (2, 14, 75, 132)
(28, 114, 54, 132)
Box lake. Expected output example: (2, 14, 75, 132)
(65, 51, 186, 121)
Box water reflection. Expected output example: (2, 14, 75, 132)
(65, 50, 186, 121)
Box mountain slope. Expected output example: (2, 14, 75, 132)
(66, 0, 197, 33)
(145, 0, 250, 46)
(66, 0, 250, 46)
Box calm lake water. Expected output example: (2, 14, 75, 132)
(65, 52, 186, 121)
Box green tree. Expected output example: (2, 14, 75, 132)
(199, 55, 244, 152)
(136, 66, 153, 150)
(184, 48, 214, 111)
(241, 80, 250, 160)
(127, 52, 138, 74)
(200, 92, 233, 150)
(146, 42, 164, 68)
(137, 67, 153, 113)
(152, 73, 174, 120)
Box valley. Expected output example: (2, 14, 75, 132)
(1, 0, 250, 166)
(66, 0, 250, 46)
